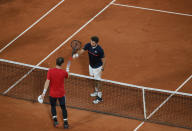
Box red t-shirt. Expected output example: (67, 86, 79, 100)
(47, 68, 68, 98)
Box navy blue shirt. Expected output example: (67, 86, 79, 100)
(83, 43, 104, 68)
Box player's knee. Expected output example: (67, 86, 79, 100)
(51, 103, 56, 107)
(60, 105, 67, 110)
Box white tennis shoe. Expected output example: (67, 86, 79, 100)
(90, 92, 98, 97)
(93, 97, 103, 104)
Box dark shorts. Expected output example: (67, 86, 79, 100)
(49, 96, 66, 106)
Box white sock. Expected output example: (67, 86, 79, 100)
(95, 87, 98, 92)
(52, 116, 57, 119)
(63, 118, 68, 121)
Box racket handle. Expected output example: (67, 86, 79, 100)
(66, 61, 70, 72)
(67, 61, 71, 67)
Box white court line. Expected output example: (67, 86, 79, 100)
(134, 121, 145, 131)
(3, 0, 116, 94)
(112, 3, 192, 17)
(134, 74, 192, 131)
(0, 0, 65, 53)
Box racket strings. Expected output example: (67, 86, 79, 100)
(71, 40, 82, 55)
(71, 40, 81, 50)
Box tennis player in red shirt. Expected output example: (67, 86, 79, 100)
(41, 57, 69, 128)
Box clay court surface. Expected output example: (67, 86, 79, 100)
(0, 0, 192, 130)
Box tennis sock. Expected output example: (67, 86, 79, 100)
(52, 116, 57, 119)
(63, 118, 68, 121)
(94, 87, 99, 92)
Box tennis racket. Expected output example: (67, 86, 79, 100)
(66, 40, 82, 72)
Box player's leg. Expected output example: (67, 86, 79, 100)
(58, 96, 69, 129)
(49, 96, 59, 127)
(92, 66, 103, 104)
(89, 65, 99, 97)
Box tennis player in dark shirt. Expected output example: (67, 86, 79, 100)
(73, 36, 106, 104)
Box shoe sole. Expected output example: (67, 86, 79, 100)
(93, 100, 103, 104)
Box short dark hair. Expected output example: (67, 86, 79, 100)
(91, 36, 99, 43)
(56, 57, 64, 66)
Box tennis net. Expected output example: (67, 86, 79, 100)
(0, 58, 192, 129)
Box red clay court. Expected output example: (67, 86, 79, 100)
(0, 0, 192, 130)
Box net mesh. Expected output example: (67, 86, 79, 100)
(0, 61, 46, 101)
(0, 59, 192, 129)
(145, 90, 192, 128)
(65, 76, 144, 119)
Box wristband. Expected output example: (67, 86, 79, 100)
(66, 67, 70, 72)
(43, 89, 47, 95)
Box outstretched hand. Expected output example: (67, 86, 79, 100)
(72, 53, 79, 59)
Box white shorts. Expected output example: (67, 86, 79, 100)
(89, 65, 102, 79)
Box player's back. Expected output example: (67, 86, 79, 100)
(47, 68, 68, 97)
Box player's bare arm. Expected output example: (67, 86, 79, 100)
(41, 79, 50, 99)
(101, 56, 106, 71)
